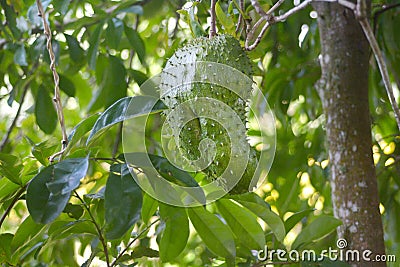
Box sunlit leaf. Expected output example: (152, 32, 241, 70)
(188, 206, 235, 258)
(159, 203, 189, 262)
(291, 215, 342, 250)
(216, 199, 265, 250)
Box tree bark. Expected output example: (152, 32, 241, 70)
(313, 2, 386, 266)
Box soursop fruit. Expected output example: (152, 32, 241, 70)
(160, 34, 258, 194)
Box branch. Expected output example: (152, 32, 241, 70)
(246, 0, 313, 50)
(0, 184, 28, 229)
(0, 80, 30, 152)
(36, 0, 69, 162)
(209, 0, 217, 38)
(110, 218, 160, 266)
(250, 0, 269, 19)
(235, 0, 245, 34)
(74, 191, 110, 267)
(355, 1, 400, 131)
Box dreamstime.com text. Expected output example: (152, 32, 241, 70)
(256, 239, 396, 263)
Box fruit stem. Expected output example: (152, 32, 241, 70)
(209, 0, 217, 38)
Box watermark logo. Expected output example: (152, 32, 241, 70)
(256, 238, 396, 264)
(121, 61, 276, 207)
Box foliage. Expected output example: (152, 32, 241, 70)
(0, 0, 399, 266)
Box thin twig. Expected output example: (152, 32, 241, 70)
(246, 0, 313, 50)
(0, 184, 28, 229)
(0, 80, 30, 151)
(110, 218, 160, 266)
(235, 0, 245, 34)
(355, 0, 400, 131)
(250, 0, 269, 19)
(74, 191, 110, 267)
(209, 0, 217, 38)
(36, 0, 69, 162)
(266, 0, 286, 16)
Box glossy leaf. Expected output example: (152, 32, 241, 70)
(291, 215, 342, 250)
(35, 85, 57, 134)
(87, 96, 166, 144)
(26, 157, 89, 224)
(159, 203, 189, 262)
(188, 206, 235, 258)
(216, 199, 265, 250)
(104, 164, 142, 239)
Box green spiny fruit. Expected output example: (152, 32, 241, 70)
(160, 34, 258, 194)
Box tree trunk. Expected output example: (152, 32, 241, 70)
(313, 2, 386, 266)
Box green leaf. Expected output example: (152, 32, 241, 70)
(215, 1, 235, 35)
(59, 74, 76, 97)
(130, 246, 159, 258)
(104, 164, 142, 239)
(291, 215, 342, 250)
(106, 18, 124, 49)
(124, 25, 146, 64)
(63, 203, 84, 220)
(113, 2, 143, 15)
(66, 114, 100, 151)
(29, 139, 58, 166)
(141, 193, 158, 224)
(87, 55, 127, 112)
(11, 216, 45, 252)
(1, 1, 20, 38)
(216, 199, 265, 250)
(53, 0, 70, 15)
(230, 193, 286, 243)
(0, 233, 13, 263)
(284, 209, 315, 233)
(87, 96, 166, 144)
(35, 85, 58, 134)
(14, 45, 28, 66)
(65, 34, 85, 63)
(122, 152, 202, 191)
(87, 22, 105, 69)
(188, 206, 236, 258)
(26, 157, 89, 224)
(0, 153, 22, 184)
(48, 220, 97, 240)
(128, 69, 148, 86)
(159, 203, 189, 262)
